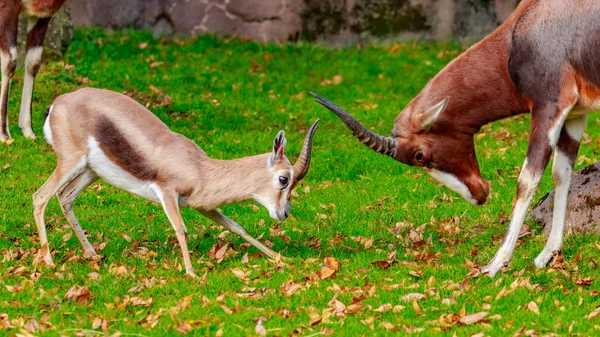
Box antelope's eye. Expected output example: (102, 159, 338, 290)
(279, 176, 289, 186)
(415, 150, 424, 163)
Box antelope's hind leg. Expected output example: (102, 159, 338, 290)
(482, 92, 579, 277)
(0, 9, 19, 142)
(201, 209, 279, 259)
(33, 158, 88, 266)
(19, 17, 51, 139)
(57, 169, 99, 258)
(534, 115, 587, 268)
(154, 187, 196, 277)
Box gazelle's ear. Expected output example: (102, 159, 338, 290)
(413, 97, 449, 132)
(271, 130, 286, 165)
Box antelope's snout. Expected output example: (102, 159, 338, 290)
(470, 178, 490, 205)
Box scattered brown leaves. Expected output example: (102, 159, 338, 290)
(64, 285, 91, 305)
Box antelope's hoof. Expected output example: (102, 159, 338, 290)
(21, 128, 36, 139)
(186, 271, 197, 278)
(533, 249, 560, 268)
(481, 260, 508, 278)
(0, 134, 11, 143)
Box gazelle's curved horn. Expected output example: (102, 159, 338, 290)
(311, 92, 397, 157)
(292, 119, 319, 185)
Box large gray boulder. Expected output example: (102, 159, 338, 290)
(17, 6, 73, 64)
(530, 162, 600, 236)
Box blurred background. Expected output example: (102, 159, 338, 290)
(35, 0, 520, 59)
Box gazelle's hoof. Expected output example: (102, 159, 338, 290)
(0, 134, 11, 143)
(186, 271, 197, 278)
(83, 250, 98, 259)
(33, 253, 55, 267)
(20, 128, 36, 139)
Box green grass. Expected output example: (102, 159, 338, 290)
(1, 29, 599, 336)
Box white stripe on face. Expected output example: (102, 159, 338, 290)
(426, 169, 478, 205)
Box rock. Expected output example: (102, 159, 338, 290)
(226, 0, 284, 22)
(67, 0, 144, 28)
(17, 6, 73, 64)
(530, 162, 600, 236)
(165, 0, 208, 34)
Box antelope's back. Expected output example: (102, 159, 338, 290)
(47, 88, 176, 158)
(508, 0, 600, 106)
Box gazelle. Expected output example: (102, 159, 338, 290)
(34, 88, 319, 276)
(1, 0, 66, 142)
(313, 0, 600, 277)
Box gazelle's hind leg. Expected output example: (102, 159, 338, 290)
(57, 169, 99, 258)
(33, 157, 88, 266)
(19, 17, 51, 139)
(0, 10, 19, 142)
(534, 115, 587, 268)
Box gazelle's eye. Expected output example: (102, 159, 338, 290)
(279, 176, 289, 186)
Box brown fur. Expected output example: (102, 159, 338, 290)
(0, 0, 66, 142)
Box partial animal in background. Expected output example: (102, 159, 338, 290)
(313, 0, 600, 277)
(35, 88, 319, 276)
(0, 0, 66, 142)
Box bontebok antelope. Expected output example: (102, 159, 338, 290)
(313, 0, 600, 277)
(34, 88, 319, 276)
(1, 0, 66, 142)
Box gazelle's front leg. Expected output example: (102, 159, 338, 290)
(19, 17, 51, 139)
(201, 209, 279, 259)
(534, 115, 587, 267)
(154, 187, 195, 277)
(482, 100, 577, 277)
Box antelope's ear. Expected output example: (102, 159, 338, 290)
(271, 130, 287, 164)
(413, 97, 449, 132)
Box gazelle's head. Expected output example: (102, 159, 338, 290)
(252, 120, 319, 220)
(313, 93, 490, 205)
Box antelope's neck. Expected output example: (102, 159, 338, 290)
(184, 154, 268, 210)
(424, 26, 530, 135)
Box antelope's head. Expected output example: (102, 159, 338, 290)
(313, 93, 489, 205)
(252, 120, 319, 220)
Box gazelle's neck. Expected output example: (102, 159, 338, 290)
(185, 154, 271, 210)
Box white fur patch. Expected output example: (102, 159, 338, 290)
(564, 115, 588, 140)
(427, 169, 477, 205)
(24, 46, 43, 69)
(251, 193, 279, 220)
(43, 105, 53, 145)
(548, 95, 578, 147)
(87, 137, 160, 202)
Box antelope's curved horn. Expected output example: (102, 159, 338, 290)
(311, 92, 397, 157)
(292, 119, 320, 184)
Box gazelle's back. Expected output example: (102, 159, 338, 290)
(46, 88, 205, 200)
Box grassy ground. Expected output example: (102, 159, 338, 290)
(1, 29, 599, 336)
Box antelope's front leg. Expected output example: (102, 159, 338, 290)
(155, 188, 196, 277)
(482, 103, 573, 277)
(201, 209, 280, 259)
(19, 17, 51, 139)
(533, 115, 587, 268)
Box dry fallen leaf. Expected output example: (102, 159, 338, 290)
(525, 301, 540, 315)
(459, 312, 488, 325)
(64, 285, 91, 305)
(324, 257, 341, 271)
(255, 319, 266, 336)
